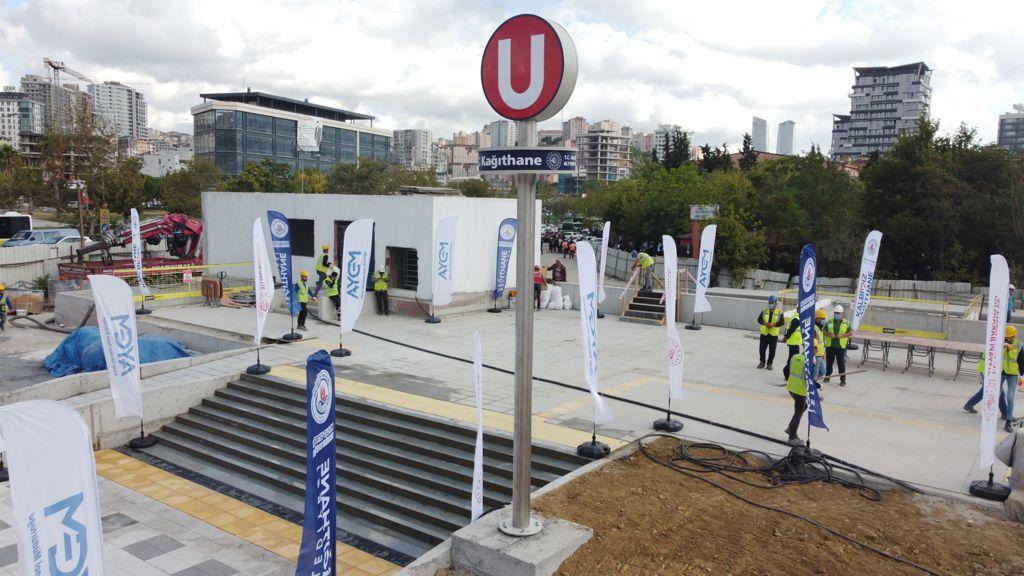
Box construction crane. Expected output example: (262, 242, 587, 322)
(43, 58, 94, 132)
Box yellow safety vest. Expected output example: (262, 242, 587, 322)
(373, 271, 389, 292)
(323, 276, 339, 297)
(296, 281, 309, 303)
(638, 253, 654, 269)
(0, 296, 7, 312)
(1005, 343, 1021, 375)
(814, 326, 825, 358)
(786, 353, 807, 397)
(824, 319, 850, 348)
(760, 307, 783, 337)
(785, 315, 801, 346)
(315, 252, 330, 274)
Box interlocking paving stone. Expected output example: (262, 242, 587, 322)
(123, 533, 185, 561)
(0, 543, 17, 567)
(102, 512, 139, 533)
(172, 559, 239, 576)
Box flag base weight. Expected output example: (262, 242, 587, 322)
(576, 440, 610, 459)
(281, 332, 303, 341)
(789, 444, 822, 459)
(497, 516, 543, 537)
(847, 343, 860, 351)
(330, 347, 352, 358)
(0, 467, 8, 483)
(969, 470, 1011, 502)
(653, 417, 683, 432)
(487, 307, 502, 313)
(597, 311, 605, 319)
(135, 307, 152, 315)
(128, 434, 158, 449)
(684, 323, 702, 331)
(246, 363, 271, 375)
(425, 316, 441, 324)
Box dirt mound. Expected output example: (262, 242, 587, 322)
(534, 438, 1024, 576)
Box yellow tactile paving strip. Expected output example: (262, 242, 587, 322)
(94, 450, 399, 576)
(536, 376, 659, 419)
(269, 365, 626, 450)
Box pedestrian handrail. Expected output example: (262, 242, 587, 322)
(619, 267, 640, 316)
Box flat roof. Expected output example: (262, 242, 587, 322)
(854, 62, 930, 75)
(199, 91, 375, 122)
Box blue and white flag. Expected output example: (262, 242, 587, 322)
(433, 216, 458, 307)
(493, 218, 517, 298)
(577, 242, 614, 425)
(0, 400, 107, 576)
(851, 230, 882, 332)
(799, 244, 827, 431)
(340, 219, 374, 334)
(296, 350, 337, 576)
(693, 225, 717, 314)
(268, 211, 299, 316)
(89, 274, 141, 419)
(130, 208, 151, 298)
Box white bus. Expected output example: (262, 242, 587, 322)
(0, 211, 32, 244)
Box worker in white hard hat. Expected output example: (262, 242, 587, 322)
(822, 304, 853, 386)
(0, 283, 10, 331)
(1009, 284, 1016, 323)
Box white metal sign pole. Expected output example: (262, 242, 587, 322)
(509, 118, 541, 535)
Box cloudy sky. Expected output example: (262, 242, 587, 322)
(0, 0, 1021, 152)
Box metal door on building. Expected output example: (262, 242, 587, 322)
(334, 220, 375, 291)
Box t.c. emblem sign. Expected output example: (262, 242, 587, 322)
(481, 14, 577, 122)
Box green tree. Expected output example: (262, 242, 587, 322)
(697, 144, 732, 173)
(455, 179, 496, 198)
(226, 159, 293, 192)
(160, 158, 221, 215)
(92, 156, 145, 224)
(325, 159, 438, 195)
(738, 133, 759, 171)
(294, 168, 327, 193)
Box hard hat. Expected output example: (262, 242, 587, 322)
(377, 265, 385, 273)
(768, 294, 777, 303)
(1011, 284, 1017, 291)
(833, 304, 844, 314)
(321, 244, 329, 251)
(1007, 326, 1018, 339)
(815, 308, 826, 320)
(0, 283, 5, 291)
(300, 270, 308, 278)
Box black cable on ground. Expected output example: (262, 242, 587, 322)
(347, 326, 925, 495)
(9, 315, 73, 333)
(638, 434, 946, 576)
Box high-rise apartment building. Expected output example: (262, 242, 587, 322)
(484, 120, 517, 148)
(654, 124, 681, 157)
(448, 143, 479, 180)
(391, 129, 434, 170)
(0, 90, 22, 150)
(89, 81, 147, 139)
(20, 74, 92, 133)
(631, 132, 655, 154)
(579, 128, 630, 182)
(561, 116, 588, 146)
(752, 117, 768, 152)
(776, 120, 795, 155)
(997, 104, 1024, 153)
(830, 62, 932, 159)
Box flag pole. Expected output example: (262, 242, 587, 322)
(247, 340, 270, 374)
(653, 397, 683, 432)
(330, 335, 351, 357)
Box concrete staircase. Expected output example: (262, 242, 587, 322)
(140, 373, 588, 560)
(620, 290, 666, 326)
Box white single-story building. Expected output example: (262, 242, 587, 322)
(201, 191, 542, 314)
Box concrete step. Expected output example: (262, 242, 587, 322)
(628, 302, 666, 314)
(620, 315, 662, 326)
(142, 374, 587, 561)
(622, 310, 665, 321)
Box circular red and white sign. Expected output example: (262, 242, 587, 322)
(481, 14, 577, 122)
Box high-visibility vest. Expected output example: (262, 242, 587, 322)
(323, 276, 339, 297)
(786, 353, 807, 397)
(0, 296, 7, 312)
(824, 319, 850, 348)
(315, 252, 330, 274)
(1005, 343, 1021, 375)
(760, 307, 783, 337)
(295, 281, 309, 303)
(373, 271, 390, 292)
(814, 326, 825, 358)
(638, 252, 654, 269)
(785, 315, 801, 346)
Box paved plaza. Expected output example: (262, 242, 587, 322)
(154, 302, 1010, 495)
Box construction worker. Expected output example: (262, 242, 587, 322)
(781, 310, 802, 379)
(785, 349, 809, 446)
(0, 283, 10, 332)
(322, 270, 341, 321)
(294, 271, 315, 331)
(373, 265, 390, 316)
(633, 251, 655, 290)
(312, 244, 331, 297)
(756, 294, 785, 370)
(822, 304, 852, 386)
(963, 352, 1008, 421)
(814, 309, 827, 378)
(1002, 326, 1023, 432)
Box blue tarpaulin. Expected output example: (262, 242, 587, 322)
(44, 326, 192, 377)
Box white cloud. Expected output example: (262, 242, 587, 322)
(0, 0, 1020, 151)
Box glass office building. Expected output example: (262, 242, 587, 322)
(191, 91, 391, 177)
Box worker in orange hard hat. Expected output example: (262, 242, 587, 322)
(312, 243, 331, 298)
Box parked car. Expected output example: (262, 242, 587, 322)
(2, 228, 89, 247)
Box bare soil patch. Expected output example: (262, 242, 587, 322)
(534, 438, 1024, 576)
